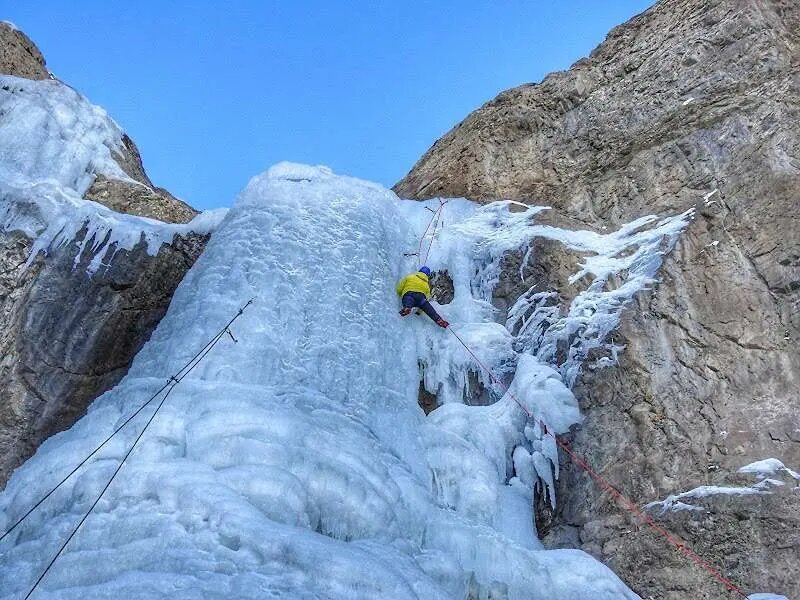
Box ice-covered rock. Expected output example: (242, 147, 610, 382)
(0, 165, 639, 599)
(0, 42, 216, 486)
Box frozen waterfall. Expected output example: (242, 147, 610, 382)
(0, 160, 694, 599)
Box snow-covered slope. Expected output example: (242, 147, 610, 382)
(0, 74, 224, 272)
(0, 162, 701, 598)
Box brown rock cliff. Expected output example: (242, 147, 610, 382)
(396, 0, 800, 597)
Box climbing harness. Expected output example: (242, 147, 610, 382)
(2, 300, 254, 599)
(447, 327, 749, 598)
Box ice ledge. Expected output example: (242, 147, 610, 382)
(643, 483, 775, 515)
(266, 161, 334, 182)
(644, 458, 800, 515)
(1, 179, 227, 275)
(738, 458, 800, 481)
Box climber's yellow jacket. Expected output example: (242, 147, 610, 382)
(396, 272, 431, 299)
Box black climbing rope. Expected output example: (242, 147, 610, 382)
(0, 299, 253, 599)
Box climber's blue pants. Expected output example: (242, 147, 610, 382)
(402, 292, 441, 323)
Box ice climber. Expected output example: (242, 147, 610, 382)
(396, 266, 449, 328)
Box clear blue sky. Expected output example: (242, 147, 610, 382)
(7, 1, 653, 210)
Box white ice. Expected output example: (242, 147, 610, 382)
(0, 75, 225, 273)
(0, 164, 640, 599)
(644, 484, 774, 514)
(504, 208, 693, 386)
(648, 458, 800, 514)
(738, 458, 800, 481)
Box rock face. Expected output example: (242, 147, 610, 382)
(0, 27, 208, 486)
(0, 231, 207, 486)
(0, 21, 197, 226)
(84, 134, 198, 224)
(0, 22, 48, 80)
(85, 172, 197, 224)
(396, 0, 800, 598)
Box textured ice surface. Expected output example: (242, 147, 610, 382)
(0, 164, 639, 599)
(0, 74, 225, 273)
(0, 75, 129, 192)
(738, 458, 800, 481)
(505, 209, 694, 386)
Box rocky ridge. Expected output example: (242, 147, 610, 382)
(84, 130, 197, 224)
(0, 22, 48, 81)
(397, 0, 800, 598)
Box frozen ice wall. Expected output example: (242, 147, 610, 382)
(0, 163, 640, 599)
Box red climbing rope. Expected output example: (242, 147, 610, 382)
(446, 327, 749, 599)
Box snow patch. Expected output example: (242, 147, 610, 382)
(703, 188, 719, 205)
